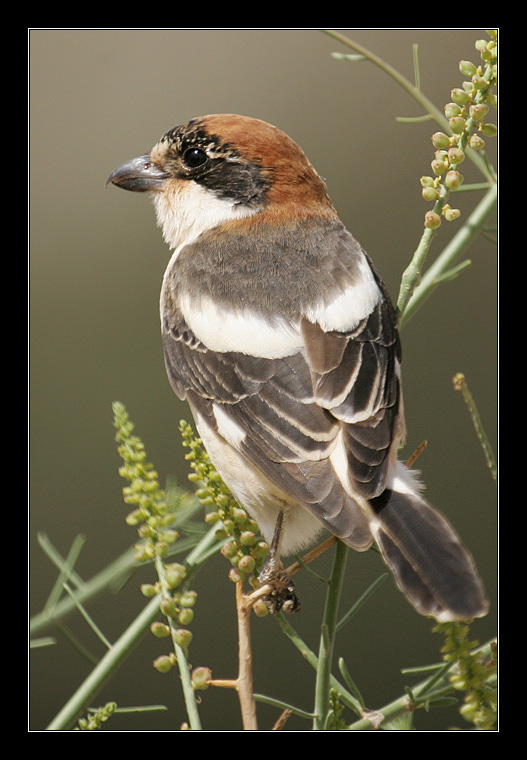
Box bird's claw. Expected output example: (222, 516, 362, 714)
(258, 567, 301, 614)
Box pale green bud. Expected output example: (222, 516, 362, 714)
(238, 554, 256, 574)
(445, 170, 463, 191)
(449, 116, 466, 134)
(420, 175, 436, 188)
(471, 74, 488, 91)
(469, 134, 486, 150)
(450, 88, 472, 106)
(140, 583, 159, 597)
(192, 666, 212, 691)
(459, 60, 477, 77)
(422, 187, 439, 202)
(443, 207, 461, 222)
(444, 102, 462, 119)
(469, 103, 489, 122)
(448, 146, 465, 165)
(138, 524, 156, 539)
(431, 132, 451, 149)
(165, 563, 186, 589)
(232, 507, 249, 523)
(153, 655, 173, 673)
(481, 123, 497, 137)
(204, 510, 221, 524)
(126, 509, 145, 526)
(160, 596, 178, 618)
(180, 590, 198, 607)
(425, 211, 441, 229)
(150, 621, 171, 638)
(221, 540, 238, 559)
(174, 629, 193, 648)
(178, 607, 194, 626)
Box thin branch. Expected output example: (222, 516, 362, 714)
(235, 581, 258, 729)
(453, 373, 497, 481)
(321, 30, 494, 181)
(208, 581, 258, 729)
(398, 183, 497, 325)
(313, 540, 349, 729)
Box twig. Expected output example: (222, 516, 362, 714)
(272, 709, 293, 730)
(285, 535, 338, 577)
(406, 440, 428, 468)
(453, 373, 497, 481)
(235, 581, 258, 729)
(209, 581, 258, 729)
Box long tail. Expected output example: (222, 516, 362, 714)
(364, 469, 489, 622)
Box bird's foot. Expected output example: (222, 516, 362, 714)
(258, 566, 301, 614)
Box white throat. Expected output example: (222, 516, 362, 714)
(152, 180, 258, 256)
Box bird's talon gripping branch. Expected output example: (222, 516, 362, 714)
(256, 510, 301, 613)
(258, 567, 301, 615)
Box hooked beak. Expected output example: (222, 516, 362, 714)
(106, 154, 170, 192)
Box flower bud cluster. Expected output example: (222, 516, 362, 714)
(142, 560, 198, 628)
(180, 420, 269, 589)
(113, 405, 198, 675)
(435, 621, 497, 730)
(152, 624, 195, 674)
(113, 402, 181, 562)
(421, 31, 497, 230)
(75, 702, 118, 730)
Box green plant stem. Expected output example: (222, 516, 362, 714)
(45, 525, 220, 731)
(321, 30, 493, 182)
(313, 540, 349, 730)
(46, 594, 160, 730)
(453, 373, 497, 481)
(173, 640, 202, 730)
(336, 573, 388, 632)
(154, 555, 203, 730)
(43, 534, 87, 614)
(276, 614, 363, 716)
(31, 541, 137, 637)
(398, 182, 497, 325)
(345, 640, 496, 730)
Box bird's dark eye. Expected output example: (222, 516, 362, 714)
(182, 147, 209, 169)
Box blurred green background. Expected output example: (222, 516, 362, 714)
(29, 28, 497, 732)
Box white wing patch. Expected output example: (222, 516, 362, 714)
(178, 291, 303, 357)
(213, 403, 247, 447)
(304, 255, 381, 332)
(329, 427, 354, 495)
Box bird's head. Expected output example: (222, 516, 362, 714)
(106, 114, 337, 252)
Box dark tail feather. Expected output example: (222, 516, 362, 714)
(367, 487, 489, 621)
